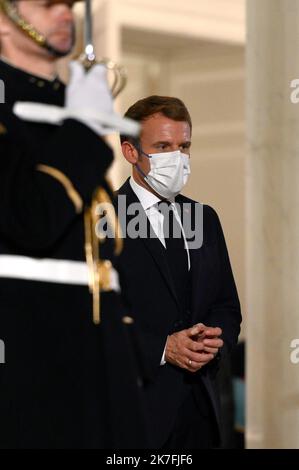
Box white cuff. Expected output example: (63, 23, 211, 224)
(160, 341, 167, 366)
(13, 102, 140, 137)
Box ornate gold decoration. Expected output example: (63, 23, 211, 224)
(36, 164, 83, 214)
(84, 185, 123, 325)
(0, 0, 46, 47)
(0, 0, 81, 48)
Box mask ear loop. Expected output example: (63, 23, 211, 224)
(133, 146, 165, 201)
(134, 145, 151, 179)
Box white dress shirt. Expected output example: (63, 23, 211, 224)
(129, 177, 191, 269)
(129, 177, 191, 365)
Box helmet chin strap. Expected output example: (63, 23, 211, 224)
(0, 0, 74, 58)
(43, 26, 75, 58)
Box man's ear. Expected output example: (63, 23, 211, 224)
(121, 141, 139, 164)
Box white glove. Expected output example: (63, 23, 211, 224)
(13, 61, 140, 137)
(65, 61, 114, 135)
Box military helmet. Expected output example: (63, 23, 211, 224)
(0, 0, 82, 55)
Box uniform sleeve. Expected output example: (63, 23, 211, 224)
(0, 108, 113, 252)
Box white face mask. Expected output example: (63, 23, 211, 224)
(136, 150, 191, 200)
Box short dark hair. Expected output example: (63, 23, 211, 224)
(120, 95, 192, 145)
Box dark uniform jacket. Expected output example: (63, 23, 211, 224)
(116, 179, 242, 448)
(0, 60, 146, 449)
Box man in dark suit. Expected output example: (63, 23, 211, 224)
(117, 95, 242, 449)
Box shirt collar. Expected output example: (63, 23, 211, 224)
(129, 176, 163, 211)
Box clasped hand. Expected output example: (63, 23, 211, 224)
(165, 323, 223, 373)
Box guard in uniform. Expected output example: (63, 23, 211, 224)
(0, 0, 147, 449)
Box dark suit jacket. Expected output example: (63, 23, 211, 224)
(116, 179, 242, 448)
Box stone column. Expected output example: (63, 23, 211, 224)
(247, 0, 299, 448)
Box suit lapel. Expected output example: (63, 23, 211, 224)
(140, 227, 180, 308)
(117, 179, 180, 309)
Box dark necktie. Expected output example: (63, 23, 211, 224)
(160, 202, 186, 250)
(158, 201, 189, 287)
